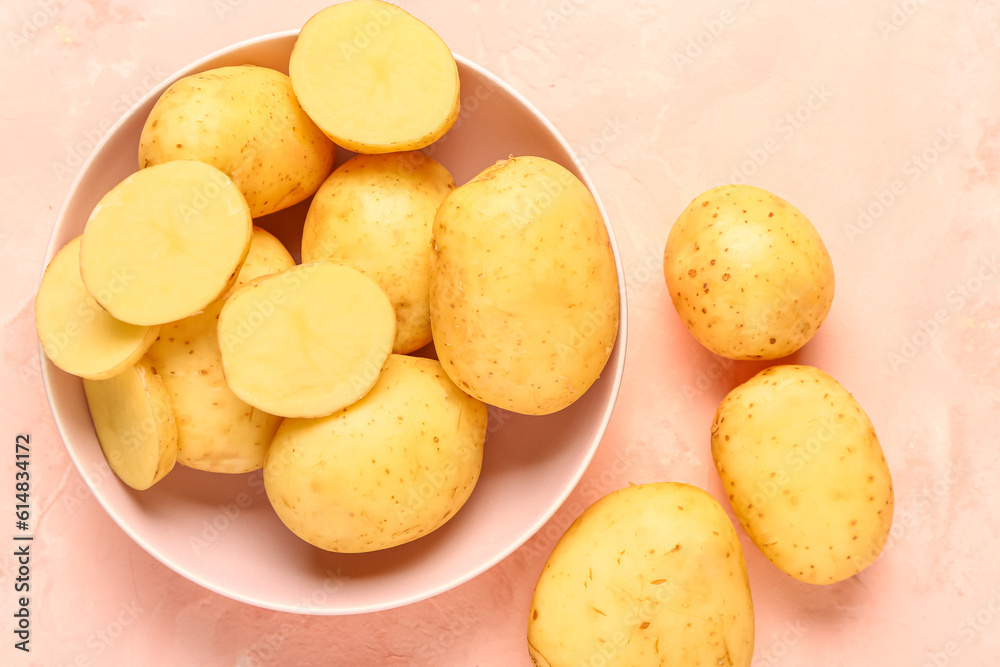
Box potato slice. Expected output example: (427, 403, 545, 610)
(83, 357, 177, 490)
(79, 160, 252, 326)
(301, 151, 455, 353)
(34, 235, 158, 379)
(289, 0, 460, 153)
(217, 259, 395, 418)
(146, 227, 294, 473)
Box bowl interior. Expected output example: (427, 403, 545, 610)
(42, 30, 627, 614)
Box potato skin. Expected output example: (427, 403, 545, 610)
(263, 354, 487, 553)
(430, 156, 619, 416)
(527, 482, 754, 667)
(138, 65, 335, 218)
(301, 151, 455, 354)
(663, 184, 834, 360)
(711, 365, 894, 584)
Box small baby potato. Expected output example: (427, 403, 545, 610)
(528, 482, 754, 667)
(138, 64, 335, 218)
(663, 184, 834, 360)
(264, 354, 487, 553)
(711, 364, 895, 584)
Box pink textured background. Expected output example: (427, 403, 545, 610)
(3, 1, 1000, 665)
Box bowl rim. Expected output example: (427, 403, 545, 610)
(39, 28, 629, 614)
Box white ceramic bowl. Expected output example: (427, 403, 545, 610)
(41, 30, 627, 614)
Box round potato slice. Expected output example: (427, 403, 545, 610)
(35, 235, 158, 379)
(289, 0, 460, 153)
(82, 356, 178, 490)
(217, 259, 395, 418)
(80, 160, 252, 326)
(146, 227, 294, 473)
(301, 151, 455, 353)
(264, 354, 487, 552)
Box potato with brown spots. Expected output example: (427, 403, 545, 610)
(138, 64, 335, 218)
(430, 156, 619, 416)
(663, 184, 834, 359)
(711, 364, 894, 584)
(263, 354, 487, 553)
(527, 482, 754, 667)
(301, 151, 455, 354)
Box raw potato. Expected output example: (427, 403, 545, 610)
(83, 356, 178, 490)
(217, 259, 395, 418)
(430, 156, 619, 415)
(79, 160, 252, 326)
(289, 0, 460, 153)
(138, 64, 335, 218)
(264, 354, 487, 552)
(35, 235, 159, 379)
(663, 184, 835, 360)
(527, 482, 754, 667)
(711, 364, 894, 584)
(146, 227, 294, 473)
(301, 151, 455, 353)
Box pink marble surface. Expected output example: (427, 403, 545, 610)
(2, 0, 999, 665)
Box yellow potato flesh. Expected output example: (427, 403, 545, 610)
(264, 354, 487, 552)
(430, 156, 619, 415)
(289, 0, 460, 153)
(138, 65, 335, 218)
(35, 235, 158, 379)
(82, 357, 177, 490)
(217, 259, 395, 418)
(301, 151, 455, 353)
(711, 364, 895, 584)
(145, 227, 294, 473)
(528, 482, 754, 667)
(79, 160, 252, 326)
(663, 184, 834, 360)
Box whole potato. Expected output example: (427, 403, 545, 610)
(138, 65, 335, 218)
(263, 354, 487, 553)
(301, 151, 455, 354)
(711, 364, 894, 584)
(663, 184, 834, 359)
(528, 482, 754, 667)
(430, 156, 619, 416)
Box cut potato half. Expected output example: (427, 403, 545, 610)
(80, 160, 252, 326)
(35, 235, 159, 379)
(218, 259, 395, 418)
(83, 357, 178, 490)
(290, 0, 460, 153)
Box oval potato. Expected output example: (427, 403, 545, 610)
(264, 354, 487, 552)
(528, 482, 754, 667)
(663, 184, 834, 360)
(711, 364, 894, 584)
(430, 156, 619, 415)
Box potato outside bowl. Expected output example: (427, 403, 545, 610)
(39, 30, 627, 614)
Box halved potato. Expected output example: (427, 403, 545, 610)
(79, 160, 252, 326)
(35, 235, 158, 379)
(83, 356, 177, 490)
(289, 0, 460, 153)
(217, 259, 395, 418)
